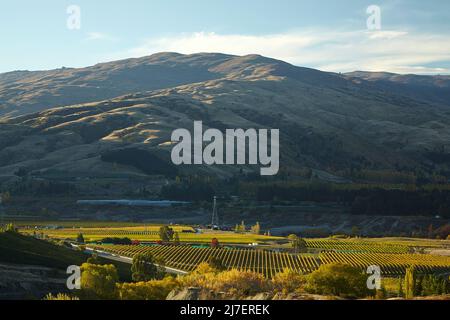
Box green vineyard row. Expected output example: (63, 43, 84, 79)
(89, 244, 450, 277)
(305, 240, 409, 254)
(90, 245, 319, 278)
(319, 252, 450, 275)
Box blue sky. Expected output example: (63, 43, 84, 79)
(1, 0, 450, 74)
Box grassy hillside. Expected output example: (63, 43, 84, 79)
(0, 231, 86, 268)
(1, 53, 450, 189)
(0, 231, 131, 281)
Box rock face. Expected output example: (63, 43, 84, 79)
(166, 287, 202, 300)
(166, 288, 345, 300)
(0, 263, 69, 300)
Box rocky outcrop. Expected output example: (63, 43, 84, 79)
(166, 287, 202, 300)
(166, 287, 344, 301)
(0, 263, 69, 300)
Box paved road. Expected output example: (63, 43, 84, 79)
(84, 246, 188, 275)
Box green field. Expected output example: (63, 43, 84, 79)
(20, 225, 284, 245)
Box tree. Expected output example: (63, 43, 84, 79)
(305, 263, 371, 298)
(272, 268, 305, 294)
(80, 263, 118, 299)
(101, 237, 131, 245)
(404, 266, 416, 299)
(351, 226, 360, 237)
(397, 276, 404, 297)
(427, 224, 434, 239)
(159, 226, 174, 242)
(131, 253, 158, 282)
(207, 255, 226, 271)
(211, 238, 220, 248)
(4, 223, 17, 233)
(240, 221, 246, 233)
(251, 222, 261, 235)
(288, 234, 307, 253)
(234, 221, 246, 233)
(375, 285, 387, 300)
(77, 233, 85, 244)
(173, 232, 180, 245)
(87, 253, 101, 265)
(421, 274, 448, 296)
(414, 275, 423, 296)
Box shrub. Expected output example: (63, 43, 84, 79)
(43, 293, 79, 300)
(207, 255, 226, 271)
(178, 262, 218, 289)
(80, 263, 119, 299)
(180, 264, 268, 296)
(213, 269, 268, 296)
(117, 277, 179, 300)
(159, 226, 174, 242)
(86, 253, 102, 265)
(131, 253, 158, 282)
(272, 268, 306, 294)
(77, 233, 85, 244)
(305, 263, 371, 298)
(100, 237, 132, 245)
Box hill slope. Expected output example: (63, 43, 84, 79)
(0, 53, 450, 193)
(0, 231, 86, 268)
(345, 71, 450, 107)
(0, 52, 344, 118)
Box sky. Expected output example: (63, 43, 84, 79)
(1, 0, 450, 74)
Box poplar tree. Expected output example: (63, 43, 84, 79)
(404, 266, 416, 299)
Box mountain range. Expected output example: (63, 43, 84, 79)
(1, 52, 450, 191)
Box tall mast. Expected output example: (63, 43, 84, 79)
(211, 196, 219, 227)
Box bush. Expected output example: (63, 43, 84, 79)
(272, 268, 306, 294)
(178, 262, 218, 289)
(305, 263, 371, 298)
(117, 277, 179, 300)
(43, 293, 79, 300)
(100, 237, 132, 245)
(131, 253, 158, 282)
(159, 226, 174, 242)
(86, 253, 102, 265)
(180, 264, 268, 296)
(207, 256, 226, 271)
(213, 269, 268, 296)
(80, 263, 119, 299)
(77, 233, 85, 244)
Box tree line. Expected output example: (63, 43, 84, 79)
(256, 183, 450, 218)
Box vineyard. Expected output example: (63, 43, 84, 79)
(20, 223, 448, 248)
(22, 227, 283, 244)
(88, 244, 450, 278)
(89, 244, 319, 278)
(18, 222, 450, 277)
(319, 252, 450, 275)
(305, 239, 410, 254)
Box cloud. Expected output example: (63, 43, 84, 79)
(106, 29, 450, 74)
(367, 31, 408, 40)
(86, 32, 117, 41)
